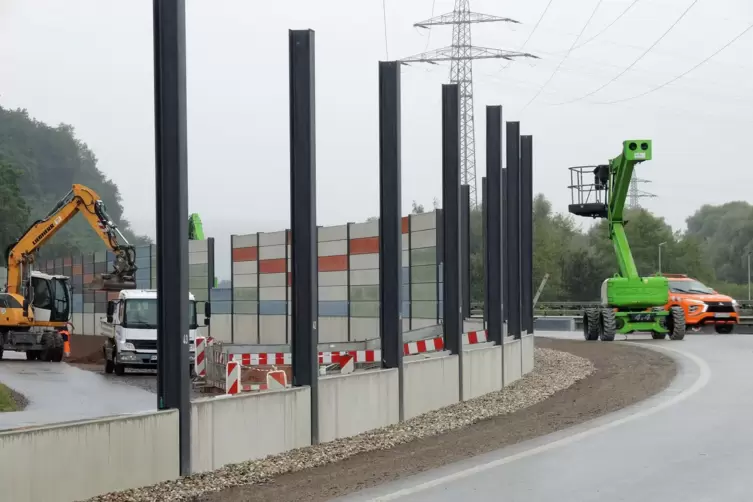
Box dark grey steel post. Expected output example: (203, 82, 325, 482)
(377, 61, 404, 419)
(289, 29, 319, 443)
(207, 237, 215, 338)
(502, 169, 508, 326)
(506, 121, 522, 339)
(486, 106, 503, 345)
(482, 177, 487, 329)
(460, 185, 471, 320)
(153, 0, 190, 475)
(441, 84, 463, 400)
(521, 135, 534, 334)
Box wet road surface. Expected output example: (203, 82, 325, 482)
(0, 351, 157, 430)
(343, 332, 751, 502)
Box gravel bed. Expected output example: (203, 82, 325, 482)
(85, 347, 594, 502)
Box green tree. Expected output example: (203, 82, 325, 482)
(0, 106, 150, 258)
(0, 163, 30, 266)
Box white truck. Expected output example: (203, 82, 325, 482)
(100, 289, 210, 376)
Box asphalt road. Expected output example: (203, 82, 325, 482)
(0, 351, 156, 430)
(341, 332, 749, 502)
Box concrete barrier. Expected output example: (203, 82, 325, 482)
(522, 334, 535, 375)
(403, 354, 459, 419)
(318, 368, 399, 442)
(191, 387, 311, 473)
(0, 410, 178, 502)
(462, 343, 503, 400)
(503, 338, 522, 385)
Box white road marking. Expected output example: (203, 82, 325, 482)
(368, 343, 712, 501)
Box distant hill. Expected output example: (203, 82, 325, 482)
(0, 105, 150, 262)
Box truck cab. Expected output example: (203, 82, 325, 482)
(101, 289, 210, 376)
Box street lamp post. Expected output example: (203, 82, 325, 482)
(658, 242, 667, 274)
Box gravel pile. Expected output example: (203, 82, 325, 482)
(85, 347, 594, 502)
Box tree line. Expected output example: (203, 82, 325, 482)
(463, 196, 753, 303)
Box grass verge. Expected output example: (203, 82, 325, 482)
(0, 383, 23, 412)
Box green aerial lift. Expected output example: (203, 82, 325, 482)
(567, 139, 686, 341)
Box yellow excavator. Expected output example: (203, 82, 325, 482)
(0, 184, 137, 361)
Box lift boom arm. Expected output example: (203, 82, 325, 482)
(5, 184, 137, 294)
(606, 140, 653, 280)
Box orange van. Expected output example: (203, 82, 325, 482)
(663, 274, 739, 334)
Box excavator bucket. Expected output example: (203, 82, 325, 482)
(88, 274, 137, 291)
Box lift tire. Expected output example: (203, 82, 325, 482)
(668, 306, 686, 341)
(26, 350, 40, 360)
(652, 333, 667, 340)
(600, 309, 616, 341)
(715, 324, 734, 334)
(583, 308, 601, 341)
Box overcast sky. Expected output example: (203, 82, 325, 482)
(1, 0, 751, 278)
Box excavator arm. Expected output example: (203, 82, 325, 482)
(606, 140, 652, 280)
(5, 184, 138, 294)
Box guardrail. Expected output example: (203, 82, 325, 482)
(470, 300, 753, 318)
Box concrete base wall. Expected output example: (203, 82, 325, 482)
(521, 333, 535, 375)
(0, 410, 178, 502)
(462, 344, 503, 400)
(319, 369, 399, 443)
(191, 387, 311, 473)
(403, 355, 459, 420)
(503, 338, 523, 385)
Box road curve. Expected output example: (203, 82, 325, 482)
(0, 351, 156, 431)
(343, 332, 752, 502)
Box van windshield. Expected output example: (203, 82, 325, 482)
(123, 299, 198, 329)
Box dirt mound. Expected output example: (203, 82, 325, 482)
(67, 334, 108, 364)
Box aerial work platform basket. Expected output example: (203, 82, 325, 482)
(567, 164, 610, 219)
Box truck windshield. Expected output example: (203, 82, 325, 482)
(123, 299, 198, 329)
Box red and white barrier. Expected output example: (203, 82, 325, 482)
(226, 360, 241, 395)
(463, 330, 488, 345)
(195, 336, 207, 377)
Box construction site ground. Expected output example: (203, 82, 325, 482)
(68, 334, 205, 399)
(195, 336, 677, 502)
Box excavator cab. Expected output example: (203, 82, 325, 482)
(28, 271, 71, 323)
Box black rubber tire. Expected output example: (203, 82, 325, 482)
(583, 308, 601, 341)
(26, 351, 40, 360)
(40, 332, 65, 362)
(715, 324, 734, 334)
(668, 306, 686, 340)
(600, 309, 616, 341)
(652, 333, 667, 340)
(104, 348, 114, 374)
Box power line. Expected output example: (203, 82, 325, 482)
(521, 0, 604, 111)
(518, 0, 555, 51)
(570, 0, 642, 51)
(553, 0, 701, 106)
(597, 22, 753, 104)
(382, 0, 390, 59)
(423, 0, 438, 51)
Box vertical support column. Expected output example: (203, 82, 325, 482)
(486, 106, 503, 346)
(502, 169, 508, 326)
(229, 235, 235, 343)
(256, 231, 261, 344)
(521, 135, 534, 334)
(481, 177, 487, 330)
(406, 215, 413, 331)
(441, 84, 463, 400)
(153, 0, 190, 475)
(207, 237, 215, 338)
(285, 229, 291, 343)
(378, 61, 404, 420)
(460, 185, 471, 322)
(346, 222, 353, 341)
(506, 121, 522, 339)
(435, 209, 444, 324)
(289, 29, 319, 444)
